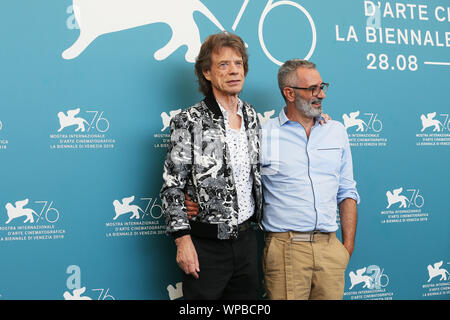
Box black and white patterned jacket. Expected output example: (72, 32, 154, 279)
(160, 94, 263, 240)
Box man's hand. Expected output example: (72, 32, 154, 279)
(319, 113, 332, 125)
(175, 235, 200, 279)
(185, 194, 199, 219)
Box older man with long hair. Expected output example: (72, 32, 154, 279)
(160, 32, 262, 300)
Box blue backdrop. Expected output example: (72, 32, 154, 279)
(0, 0, 449, 300)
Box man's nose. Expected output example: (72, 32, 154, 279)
(229, 63, 239, 74)
(317, 89, 326, 99)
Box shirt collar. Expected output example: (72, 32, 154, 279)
(278, 107, 290, 126)
(217, 98, 243, 118)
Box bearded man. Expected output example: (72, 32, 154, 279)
(260, 59, 360, 300)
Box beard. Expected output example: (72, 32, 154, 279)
(295, 95, 323, 118)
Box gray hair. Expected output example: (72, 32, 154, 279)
(278, 59, 316, 101)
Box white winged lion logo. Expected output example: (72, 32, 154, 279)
(342, 111, 367, 132)
(386, 187, 408, 209)
(349, 267, 373, 290)
(427, 261, 450, 282)
(57, 108, 89, 132)
(63, 0, 225, 62)
(420, 112, 442, 132)
(112, 195, 145, 220)
(5, 199, 38, 224)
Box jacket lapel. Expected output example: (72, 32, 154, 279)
(203, 93, 223, 120)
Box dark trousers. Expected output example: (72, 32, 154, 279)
(182, 229, 258, 300)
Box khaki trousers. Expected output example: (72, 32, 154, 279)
(263, 231, 350, 300)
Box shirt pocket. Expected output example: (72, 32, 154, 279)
(314, 147, 342, 175)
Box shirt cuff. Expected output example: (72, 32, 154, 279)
(338, 192, 360, 205)
(171, 229, 191, 240)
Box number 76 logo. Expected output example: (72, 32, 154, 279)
(4, 199, 61, 224)
(342, 110, 383, 133)
(386, 187, 424, 209)
(57, 108, 110, 133)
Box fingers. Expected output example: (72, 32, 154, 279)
(188, 262, 200, 279)
(178, 261, 199, 279)
(185, 194, 199, 219)
(177, 258, 199, 278)
(186, 200, 198, 210)
(186, 203, 198, 219)
(321, 113, 332, 122)
(318, 114, 325, 125)
(181, 258, 200, 279)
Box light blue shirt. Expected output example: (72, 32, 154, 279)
(261, 107, 360, 233)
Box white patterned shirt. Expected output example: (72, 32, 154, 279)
(218, 100, 255, 224)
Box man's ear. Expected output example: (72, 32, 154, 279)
(283, 87, 295, 103)
(203, 69, 211, 81)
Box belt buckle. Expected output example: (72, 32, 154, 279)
(311, 230, 320, 242)
(310, 230, 324, 242)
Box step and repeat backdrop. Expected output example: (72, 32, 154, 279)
(0, 0, 449, 300)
